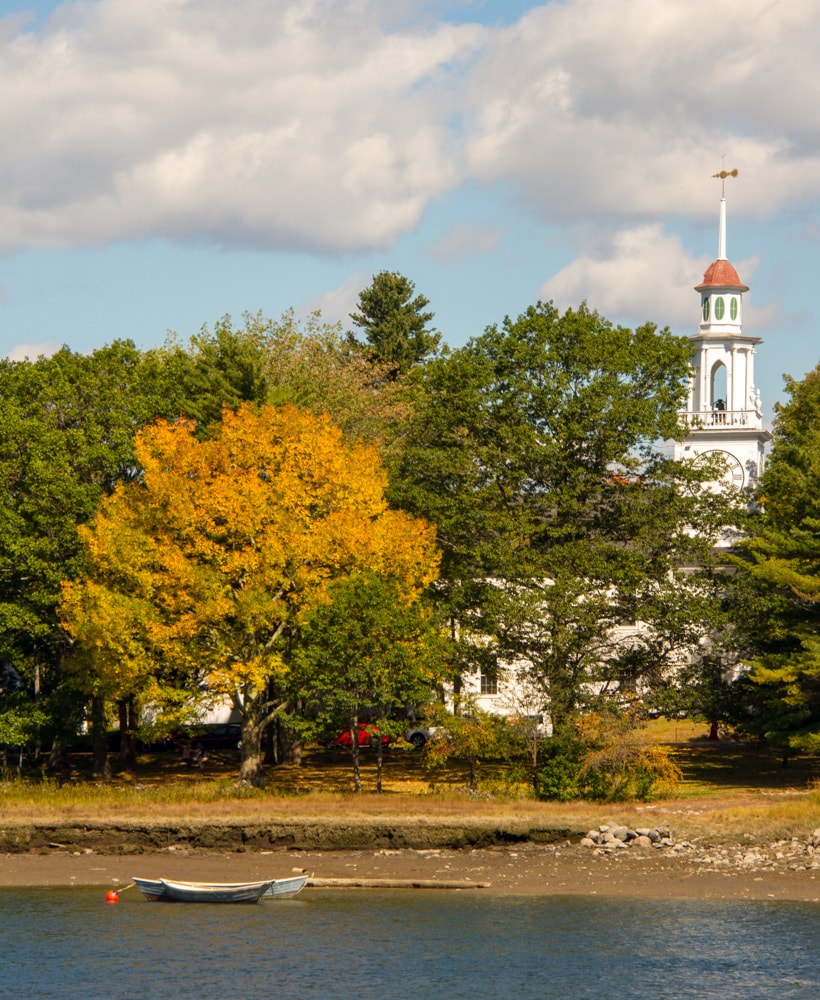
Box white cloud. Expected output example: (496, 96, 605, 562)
(3, 0, 820, 258)
(300, 270, 368, 327)
(465, 0, 820, 222)
(0, 0, 485, 253)
(540, 223, 763, 330)
(430, 221, 501, 260)
(7, 340, 62, 360)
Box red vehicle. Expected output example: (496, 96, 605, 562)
(328, 723, 391, 750)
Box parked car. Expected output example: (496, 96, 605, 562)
(404, 725, 436, 749)
(327, 723, 391, 750)
(105, 731, 174, 753)
(177, 723, 242, 751)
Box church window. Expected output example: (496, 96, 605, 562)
(714, 297, 725, 320)
(730, 297, 738, 320)
(702, 297, 710, 321)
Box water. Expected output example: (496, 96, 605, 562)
(1, 888, 817, 999)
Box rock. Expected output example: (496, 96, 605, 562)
(632, 836, 653, 849)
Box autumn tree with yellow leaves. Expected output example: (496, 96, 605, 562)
(60, 403, 440, 783)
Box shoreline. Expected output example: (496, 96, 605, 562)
(3, 844, 819, 901)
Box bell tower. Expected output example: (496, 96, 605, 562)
(675, 170, 770, 492)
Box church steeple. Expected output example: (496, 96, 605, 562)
(696, 171, 748, 337)
(674, 171, 770, 497)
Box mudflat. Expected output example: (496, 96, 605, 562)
(2, 843, 818, 901)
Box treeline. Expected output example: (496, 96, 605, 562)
(0, 272, 817, 790)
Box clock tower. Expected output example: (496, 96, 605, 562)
(675, 176, 770, 496)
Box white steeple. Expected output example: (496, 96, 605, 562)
(674, 171, 770, 495)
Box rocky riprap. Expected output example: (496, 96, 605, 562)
(580, 823, 820, 873)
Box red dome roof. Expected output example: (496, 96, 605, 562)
(695, 258, 748, 292)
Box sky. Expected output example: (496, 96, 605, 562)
(1, 0, 818, 421)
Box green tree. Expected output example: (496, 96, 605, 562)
(349, 271, 441, 375)
(424, 702, 521, 792)
(60, 404, 440, 785)
(173, 310, 411, 452)
(735, 364, 820, 754)
(176, 316, 270, 430)
(0, 342, 188, 775)
(292, 571, 447, 792)
(391, 301, 735, 748)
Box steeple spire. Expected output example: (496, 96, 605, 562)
(674, 166, 769, 513)
(712, 166, 738, 261)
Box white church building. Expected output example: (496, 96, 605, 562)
(459, 185, 769, 726)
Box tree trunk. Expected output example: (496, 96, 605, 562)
(374, 738, 383, 793)
(239, 710, 266, 786)
(91, 695, 111, 780)
(48, 736, 67, 772)
(350, 714, 362, 792)
(118, 698, 138, 770)
(468, 753, 478, 792)
(284, 739, 303, 765)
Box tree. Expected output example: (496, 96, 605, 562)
(292, 571, 447, 792)
(172, 310, 412, 452)
(0, 342, 189, 775)
(349, 271, 441, 375)
(734, 364, 820, 754)
(423, 702, 521, 793)
(60, 403, 440, 784)
(391, 302, 734, 748)
(175, 316, 270, 430)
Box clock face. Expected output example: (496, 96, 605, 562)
(690, 449, 745, 494)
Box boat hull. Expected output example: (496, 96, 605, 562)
(132, 875, 306, 903)
(262, 874, 308, 898)
(159, 878, 272, 903)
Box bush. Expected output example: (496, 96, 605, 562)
(533, 737, 584, 801)
(534, 714, 683, 802)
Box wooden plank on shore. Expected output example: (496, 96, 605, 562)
(307, 876, 491, 889)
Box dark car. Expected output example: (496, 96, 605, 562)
(327, 723, 391, 750)
(179, 723, 242, 751)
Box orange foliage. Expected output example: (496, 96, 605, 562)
(61, 404, 439, 710)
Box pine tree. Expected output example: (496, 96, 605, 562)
(349, 271, 440, 375)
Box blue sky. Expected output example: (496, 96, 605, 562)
(2, 0, 819, 421)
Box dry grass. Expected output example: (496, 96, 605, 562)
(1, 733, 818, 846)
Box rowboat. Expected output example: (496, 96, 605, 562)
(132, 873, 308, 903)
(132, 876, 165, 901)
(160, 878, 273, 903)
(262, 874, 308, 898)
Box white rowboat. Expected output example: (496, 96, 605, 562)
(132, 873, 308, 903)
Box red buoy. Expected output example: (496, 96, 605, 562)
(105, 889, 120, 904)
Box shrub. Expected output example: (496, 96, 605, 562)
(534, 713, 683, 802)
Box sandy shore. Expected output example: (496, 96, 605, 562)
(2, 844, 819, 901)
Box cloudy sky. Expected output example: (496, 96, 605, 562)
(2, 0, 818, 416)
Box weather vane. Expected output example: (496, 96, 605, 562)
(712, 165, 738, 197)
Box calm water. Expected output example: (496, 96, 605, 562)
(0, 888, 817, 999)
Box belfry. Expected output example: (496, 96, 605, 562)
(675, 171, 770, 491)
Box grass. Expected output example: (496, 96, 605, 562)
(1, 723, 818, 846)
